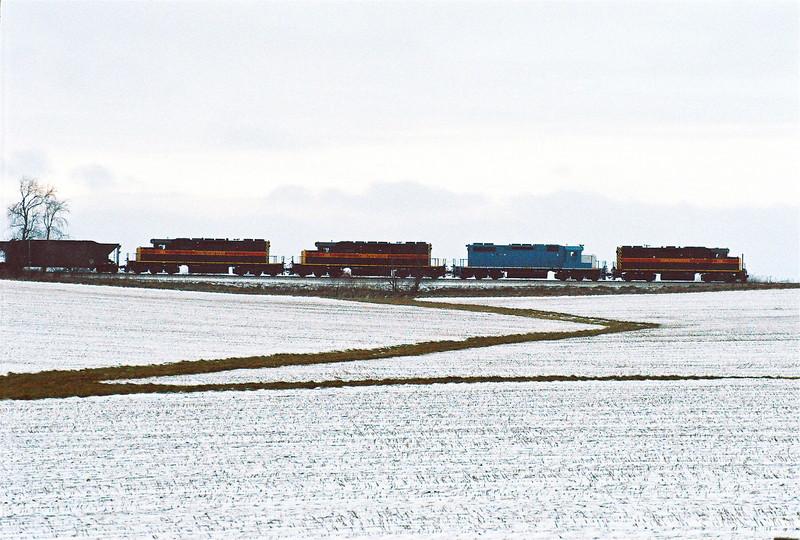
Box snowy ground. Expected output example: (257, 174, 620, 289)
(1, 381, 797, 539)
(1, 282, 798, 538)
(0, 280, 588, 375)
(128, 289, 799, 385)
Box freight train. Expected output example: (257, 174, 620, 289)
(0, 238, 748, 282)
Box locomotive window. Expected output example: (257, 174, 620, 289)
(511, 246, 534, 251)
(472, 246, 496, 252)
(546, 245, 559, 252)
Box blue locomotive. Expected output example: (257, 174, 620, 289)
(453, 243, 603, 280)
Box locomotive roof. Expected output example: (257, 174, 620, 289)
(150, 238, 266, 243)
(619, 245, 728, 249)
(314, 240, 429, 245)
(467, 243, 585, 248)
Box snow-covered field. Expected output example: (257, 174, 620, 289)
(1, 281, 798, 538)
(1, 381, 797, 539)
(131, 289, 799, 385)
(0, 280, 588, 375)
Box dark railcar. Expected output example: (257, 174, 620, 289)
(0, 240, 120, 273)
(454, 243, 604, 280)
(613, 245, 747, 282)
(125, 238, 284, 275)
(291, 241, 446, 278)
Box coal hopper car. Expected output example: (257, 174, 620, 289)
(613, 245, 747, 282)
(290, 240, 447, 278)
(0, 239, 120, 273)
(454, 243, 604, 280)
(125, 238, 284, 275)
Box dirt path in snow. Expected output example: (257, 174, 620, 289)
(2, 296, 795, 401)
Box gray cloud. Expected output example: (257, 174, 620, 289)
(3, 150, 51, 180)
(6, 2, 797, 153)
(70, 165, 120, 190)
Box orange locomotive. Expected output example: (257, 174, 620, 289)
(290, 241, 446, 278)
(125, 238, 284, 276)
(613, 245, 747, 282)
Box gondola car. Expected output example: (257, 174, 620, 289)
(453, 243, 604, 280)
(613, 245, 747, 282)
(290, 241, 447, 278)
(125, 238, 284, 275)
(0, 239, 120, 273)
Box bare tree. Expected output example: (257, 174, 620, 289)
(7, 177, 45, 240)
(42, 189, 70, 239)
(7, 177, 69, 240)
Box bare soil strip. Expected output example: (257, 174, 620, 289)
(1, 294, 794, 401)
(97, 375, 799, 397)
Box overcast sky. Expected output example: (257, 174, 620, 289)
(2, 1, 798, 279)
